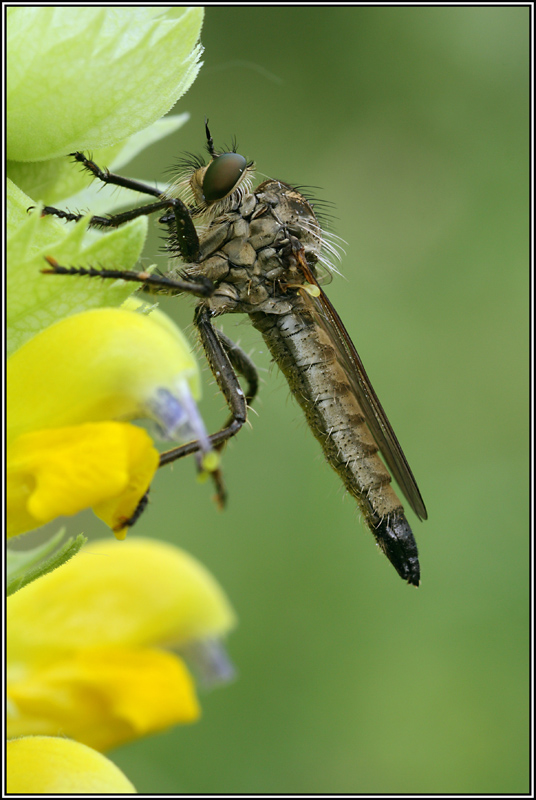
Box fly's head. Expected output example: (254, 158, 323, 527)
(167, 122, 255, 223)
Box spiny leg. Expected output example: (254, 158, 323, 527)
(42, 257, 214, 298)
(41, 198, 176, 228)
(37, 151, 200, 262)
(69, 151, 164, 198)
(159, 305, 258, 477)
(113, 491, 150, 534)
(213, 328, 259, 448)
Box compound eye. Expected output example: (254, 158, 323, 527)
(202, 152, 247, 204)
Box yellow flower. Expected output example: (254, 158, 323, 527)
(7, 737, 137, 793)
(7, 537, 236, 752)
(7, 422, 158, 539)
(7, 304, 214, 539)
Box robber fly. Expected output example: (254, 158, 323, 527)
(41, 122, 427, 585)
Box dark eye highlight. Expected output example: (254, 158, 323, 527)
(202, 152, 247, 204)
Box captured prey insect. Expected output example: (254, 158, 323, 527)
(42, 122, 427, 585)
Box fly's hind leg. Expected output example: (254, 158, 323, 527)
(213, 328, 259, 440)
(159, 305, 259, 505)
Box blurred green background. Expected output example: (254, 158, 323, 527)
(60, 7, 531, 794)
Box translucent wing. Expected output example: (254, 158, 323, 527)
(294, 247, 427, 520)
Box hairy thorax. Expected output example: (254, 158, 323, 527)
(176, 179, 324, 317)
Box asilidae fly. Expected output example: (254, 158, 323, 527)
(42, 122, 427, 585)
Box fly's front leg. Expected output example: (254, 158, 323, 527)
(36, 151, 200, 262)
(70, 151, 166, 197)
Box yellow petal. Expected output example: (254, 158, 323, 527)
(7, 423, 159, 538)
(8, 538, 236, 664)
(8, 646, 200, 751)
(7, 538, 232, 751)
(7, 736, 136, 793)
(7, 306, 200, 444)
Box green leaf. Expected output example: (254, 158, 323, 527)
(6, 113, 191, 205)
(7, 7, 204, 160)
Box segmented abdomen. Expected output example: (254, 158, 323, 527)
(250, 306, 404, 526)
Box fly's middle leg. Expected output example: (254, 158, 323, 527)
(158, 305, 258, 507)
(157, 305, 258, 506)
(213, 327, 259, 441)
(159, 304, 258, 469)
(42, 257, 214, 299)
